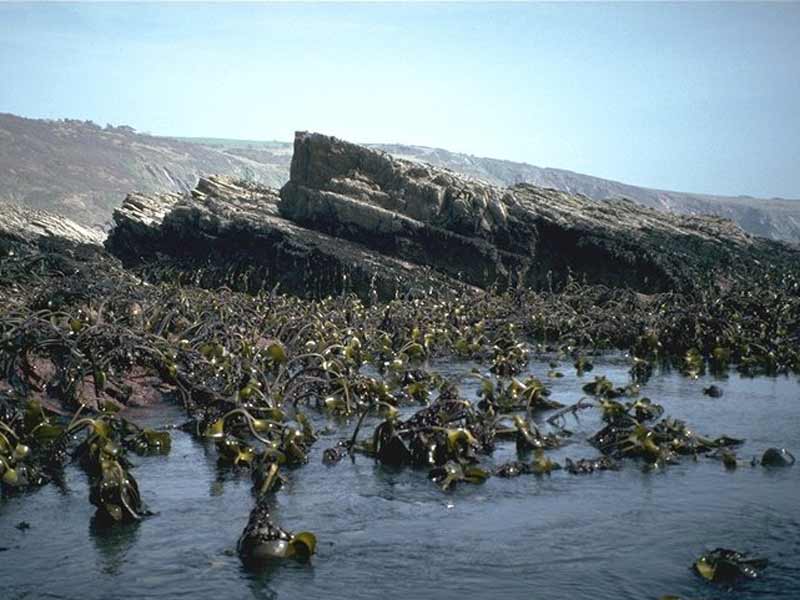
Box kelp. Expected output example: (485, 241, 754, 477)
(89, 456, 147, 523)
(693, 548, 768, 584)
(589, 407, 745, 463)
(0, 398, 155, 525)
(0, 398, 61, 492)
(237, 497, 316, 565)
(429, 461, 489, 491)
(0, 236, 798, 577)
(564, 456, 619, 475)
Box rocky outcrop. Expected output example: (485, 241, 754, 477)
(280, 132, 799, 293)
(0, 202, 105, 247)
(373, 143, 800, 244)
(106, 175, 461, 300)
(106, 133, 800, 300)
(5, 113, 799, 242)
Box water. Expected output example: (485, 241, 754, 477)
(2, 357, 799, 599)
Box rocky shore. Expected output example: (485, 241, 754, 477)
(1, 131, 798, 586)
(103, 131, 799, 298)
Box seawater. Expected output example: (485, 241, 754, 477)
(2, 357, 799, 599)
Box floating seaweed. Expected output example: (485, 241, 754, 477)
(693, 548, 768, 584)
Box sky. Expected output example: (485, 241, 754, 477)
(1, 2, 798, 199)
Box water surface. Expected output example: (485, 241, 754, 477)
(2, 358, 799, 599)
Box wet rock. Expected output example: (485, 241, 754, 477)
(703, 385, 723, 398)
(322, 445, 348, 466)
(760, 447, 795, 467)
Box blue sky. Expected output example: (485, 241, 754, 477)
(1, 2, 798, 198)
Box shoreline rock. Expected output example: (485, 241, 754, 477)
(0, 203, 105, 248)
(103, 132, 800, 299)
(279, 132, 799, 292)
(106, 175, 465, 300)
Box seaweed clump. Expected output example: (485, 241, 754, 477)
(0, 233, 797, 576)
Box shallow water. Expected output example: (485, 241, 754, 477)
(2, 357, 799, 600)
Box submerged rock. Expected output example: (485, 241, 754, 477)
(760, 447, 795, 467)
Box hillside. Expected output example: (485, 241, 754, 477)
(0, 113, 289, 230)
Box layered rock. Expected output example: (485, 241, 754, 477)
(280, 132, 798, 292)
(375, 142, 800, 243)
(106, 175, 460, 299)
(106, 133, 800, 300)
(0, 202, 105, 247)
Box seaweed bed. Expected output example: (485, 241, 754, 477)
(2, 134, 800, 597)
(1, 227, 798, 597)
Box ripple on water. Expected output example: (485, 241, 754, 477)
(1, 359, 799, 599)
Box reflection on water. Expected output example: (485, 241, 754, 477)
(1, 358, 799, 599)
(90, 518, 140, 576)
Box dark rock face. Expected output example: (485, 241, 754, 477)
(105, 175, 459, 300)
(105, 132, 800, 299)
(280, 132, 798, 293)
(761, 448, 795, 467)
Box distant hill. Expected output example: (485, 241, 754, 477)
(0, 114, 289, 230)
(1, 113, 799, 241)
